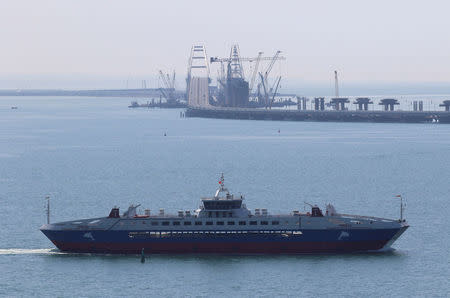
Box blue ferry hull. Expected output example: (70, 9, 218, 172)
(41, 227, 407, 254)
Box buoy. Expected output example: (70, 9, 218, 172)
(140, 248, 145, 263)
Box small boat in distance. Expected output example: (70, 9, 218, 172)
(40, 174, 409, 254)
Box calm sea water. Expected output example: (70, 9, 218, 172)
(0, 96, 449, 297)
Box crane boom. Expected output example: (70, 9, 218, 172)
(159, 70, 170, 89)
(249, 52, 262, 92)
(269, 76, 282, 109)
(210, 56, 285, 63)
(264, 51, 281, 82)
(159, 88, 168, 99)
(259, 72, 269, 108)
(159, 70, 177, 103)
(166, 74, 171, 88)
(172, 71, 176, 89)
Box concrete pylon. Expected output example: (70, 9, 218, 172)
(187, 45, 210, 107)
(353, 98, 373, 111)
(379, 98, 399, 111)
(439, 100, 450, 111)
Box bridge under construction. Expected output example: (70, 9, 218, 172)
(186, 106, 450, 123)
(185, 44, 450, 124)
(187, 44, 285, 109)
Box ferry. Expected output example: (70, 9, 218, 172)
(40, 175, 409, 254)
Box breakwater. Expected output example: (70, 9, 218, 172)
(186, 106, 450, 123)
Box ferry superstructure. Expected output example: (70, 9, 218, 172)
(40, 175, 409, 254)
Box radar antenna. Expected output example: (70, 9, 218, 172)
(214, 173, 230, 198)
(219, 173, 225, 189)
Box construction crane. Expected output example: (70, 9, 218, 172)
(210, 55, 285, 64)
(210, 49, 285, 83)
(263, 51, 281, 84)
(258, 51, 283, 108)
(259, 72, 269, 107)
(209, 46, 285, 107)
(229, 45, 244, 79)
(269, 76, 282, 109)
(249, 52, 263, 93)
(159, 70, 176, 103)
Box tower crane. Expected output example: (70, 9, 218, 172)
(210, 50, 285, 82)
(210, 55, 285, 64)
(209, 46, 285, 107)
(229, 45, 244, 79)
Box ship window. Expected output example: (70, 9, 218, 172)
(184, 221, 192, 225)
(151, 221, 159, 226)
(249, 221, 257, 225)
(195, 221, 202, 225)
(261, 221, 268, 225)
(227, 221, 235, 225)
(162, 221, 170, 226)
(217, 221, 224, 225)
(206, 221, 213, 225)
(238, 221, 246, 225)
(272, 221, 279, 225)
(222, 212, 227, 217)
(173, 221, 180, 226)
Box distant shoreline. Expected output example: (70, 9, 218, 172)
(1, 89, 449, 99)
(0, 88, 183, 98)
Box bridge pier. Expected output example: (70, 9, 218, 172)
(314, 97, 325, 111)
(379, 99, 399, 111)
(353, 98, 373, 111)
(439, 100, 450, 111)
(331, 98, 349, 111)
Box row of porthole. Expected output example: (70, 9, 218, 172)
(123, 220, 290, 226)
(128, 230, 303, 238)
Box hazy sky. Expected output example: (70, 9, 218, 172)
(1, 0, 450, 91)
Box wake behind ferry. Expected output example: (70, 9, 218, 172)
(40, 175, 409, 254)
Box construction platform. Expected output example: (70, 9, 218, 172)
(186, 106, 450, 123)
